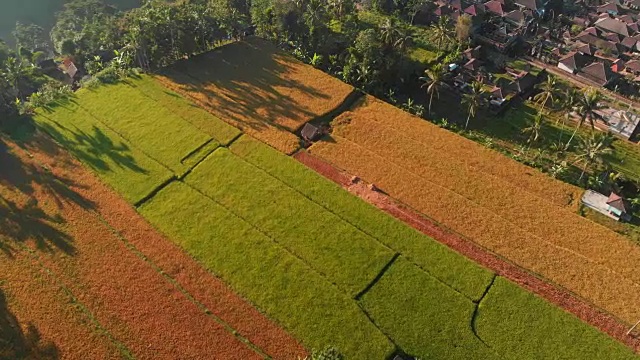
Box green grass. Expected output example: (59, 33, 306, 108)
(360, 257, 499, 359)
(32, 75, 242, 203)
(476, 277, 638, 360)
(138, 181, 395, 359)
(184, 147, 394, 295)
(75, 81, 214, 176)
(131, 77, 241, 145)
(34, 100, 173, 204)
(229, 135, 494, 300)
(607, 140, 640, 183)
(407, 47, 439, 66)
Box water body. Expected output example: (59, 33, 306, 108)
(0, 0, 141, 43)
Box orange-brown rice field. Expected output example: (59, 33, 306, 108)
(309, 97, 640, 324)
(0, 134, 306, 359)
(155, 37, 353, 154)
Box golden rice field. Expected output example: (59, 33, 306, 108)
(155, 37, 354, 154)
(309, 96, 640, 324)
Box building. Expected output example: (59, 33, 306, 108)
(606, 192, 631, 220)
(582, 190, 632, 221)
(301, 123, 322, 142)
(558, 52, 592, 73)
(595, 107, 640, 139)
(577, 61, 616, 86)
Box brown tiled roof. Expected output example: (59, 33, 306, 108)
(515, 0, 538, 10)
(511, 72, 538, 93)
(618, 14, 636, 24)
(576, 42, 597, 55)
(621, 36, 638, 49)
(301, 123, 322, 141)
(559, 52, 592, 72)
(464, 4, 485, 15)
(606, 192, 628, 212)
(578, 61, 615, 85)
(595, 17, 632, 36)
(464, 58, 483, 70)
(605, 32, 623, 42)
(505, 10, 525, 23)
(485, 0, 507, 15)
(577, 33, 620, 52)
(581, 27, 602, 36)
(625, 59, 640, 73)
(449, 0, 464, 10)
(611, 58, 625, 72)
(490, 86, 513, 99)
(597, 2, 622, 13)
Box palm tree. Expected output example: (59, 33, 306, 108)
(1, 57, 28, 99)
(533, 75, 558, 113)
(430, 17, 453, 50)
(379, 18, 412, 52)
(420, 64, 445, 115)
(462, 81, 485, 130)
(565, 88, 603, 149)
(574, 132, 614, 181)
(522, 112, 544, 144)
(557, 88, 580, 145)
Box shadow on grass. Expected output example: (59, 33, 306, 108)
(161, 37, 331, 133)
(0, 287, 59, 359)
(35, 117, 147, 175)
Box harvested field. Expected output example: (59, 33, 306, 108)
(0, 251, 123, 359)
(308, 97, 640, 324)
(156, 37, 354, 154)
(0, 134, 306, 359)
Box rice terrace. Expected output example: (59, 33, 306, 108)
(3, 5, 640, 359)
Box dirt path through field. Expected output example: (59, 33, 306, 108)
(1, 134, 306, 359)
(294, 150, 640, 353)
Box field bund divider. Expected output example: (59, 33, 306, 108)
(293, 150, 640, 353)
(95, 214, 270, 359)
(354, 253, 400, 301)
(137, 135, 246, 208)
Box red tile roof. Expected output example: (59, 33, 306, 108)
(484, 0, 507, 15)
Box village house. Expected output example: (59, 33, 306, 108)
(594, 107, 640, 139)
(582, 190, 632, 221)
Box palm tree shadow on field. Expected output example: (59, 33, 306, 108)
(0, 287, 59, 360)
(35, 117, 147, 175)
(162, 37, 332, 133)
(0, 138, 86, 257)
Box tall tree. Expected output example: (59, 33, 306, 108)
(12, 22, 48, 52)
(462, 81, 485, 129)
(565, 87, 603, 149)
(430, 17, 453, 50)
(1, 57, 29, 99)
(379, 18, 411, 52)
(557, 88, 580, 146)
(533, 75, 558, 113)
(574, 132, 614, 181)
(420, 63, 445, 115)
(522, 112, 545, 144)
(455, 14, 472, 45)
